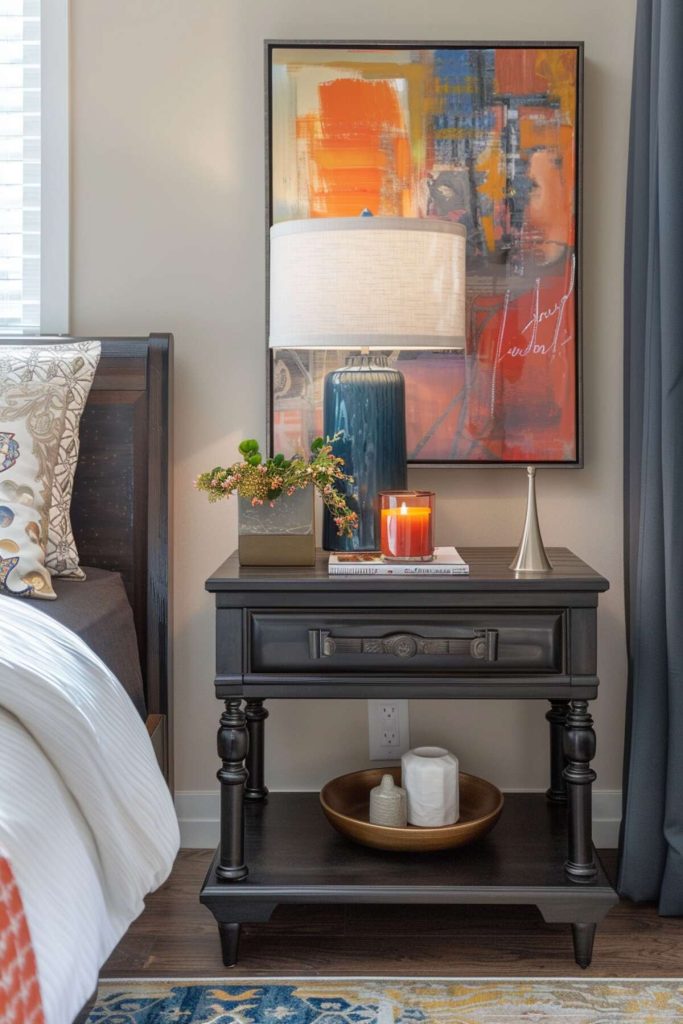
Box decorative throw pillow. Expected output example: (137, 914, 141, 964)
(0, 381, 69, 600)
(0, 341, 101, 578)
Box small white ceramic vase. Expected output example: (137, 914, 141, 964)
(369, 773, 407, 827)
(402, 746, 459, 827)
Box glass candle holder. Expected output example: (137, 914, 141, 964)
(379, 490, 435, 561)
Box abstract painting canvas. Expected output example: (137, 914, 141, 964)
(267, 42, 582, 465)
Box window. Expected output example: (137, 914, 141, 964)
(0, 0, 68, 334)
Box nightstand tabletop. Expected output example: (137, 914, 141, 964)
(206, 546, 609, 592)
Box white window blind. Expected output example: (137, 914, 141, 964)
(0, 0, 40, 332)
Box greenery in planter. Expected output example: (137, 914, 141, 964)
(195, 436, 358, 537)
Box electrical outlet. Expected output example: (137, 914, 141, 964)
(368, 699, 410, 760)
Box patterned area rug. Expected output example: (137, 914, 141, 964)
(90, 979, 683, 1023)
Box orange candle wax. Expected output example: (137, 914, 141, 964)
(381, 502, 432, 559)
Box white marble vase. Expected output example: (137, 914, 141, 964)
(401, 746, 460, 827)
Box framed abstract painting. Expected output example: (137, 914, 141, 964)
(266, 41, 583, 466)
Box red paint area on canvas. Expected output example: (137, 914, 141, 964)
(495, 49, 549, 95)
(467, 259, 577, 460)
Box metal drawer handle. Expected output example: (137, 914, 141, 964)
(308, 628, 499, 662)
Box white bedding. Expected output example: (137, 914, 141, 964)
(0, 595, 180, 1024)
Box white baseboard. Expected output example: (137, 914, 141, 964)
(175, 789, 622, 850)
(175, 791, 222, 849)
(591, 789, 622, 849)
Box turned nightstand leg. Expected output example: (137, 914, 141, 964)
(563, 699, 597, 882)
(571, 922, 597, 968)
(216, 698, 248, 881)
(546, 699, 570, 803)
(218, 922, 241, 966)
(245, 699, 269, 801)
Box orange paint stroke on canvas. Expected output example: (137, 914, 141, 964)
(298, 77, 411, 217)
(519, 107, 561, 151)
(317, 59, 431, 169)
(476, 141, 506, 250)
(535, 49, 577, 125)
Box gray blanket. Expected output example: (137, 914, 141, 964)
(24, 567, 146, 717)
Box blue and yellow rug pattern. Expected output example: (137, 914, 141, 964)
(90, 979, 683, 1023)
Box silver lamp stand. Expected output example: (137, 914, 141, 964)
(509, 466, 553, 573)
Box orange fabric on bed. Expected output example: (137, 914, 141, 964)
(0, 856, 44, 1024)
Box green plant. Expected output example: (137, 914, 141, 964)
(195, 436, 358, 537)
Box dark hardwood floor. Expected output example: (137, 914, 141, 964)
(102, 849, 683, 978)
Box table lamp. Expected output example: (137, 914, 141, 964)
(269, 216, 466, 550)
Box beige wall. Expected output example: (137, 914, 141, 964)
(70, 0, 636, 801)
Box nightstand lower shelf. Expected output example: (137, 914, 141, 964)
(200, 792, 618, 969)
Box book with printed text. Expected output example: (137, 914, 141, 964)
(328, 546, 469, 576)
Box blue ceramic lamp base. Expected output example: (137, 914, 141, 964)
(322, 354, 407, 552)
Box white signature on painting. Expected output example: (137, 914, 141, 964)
(498, 254, 576, 363)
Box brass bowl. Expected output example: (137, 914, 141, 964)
(320, 766, 503, 852)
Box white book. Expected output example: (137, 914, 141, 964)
(328, 546, 469, 576)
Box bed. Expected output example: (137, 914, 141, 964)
(0, 335, 178, 1024)
(1, 333, 173, 777)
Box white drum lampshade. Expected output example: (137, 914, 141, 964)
(269, 217, 466, 351)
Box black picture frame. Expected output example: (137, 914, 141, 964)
(265, 40, 584, 468)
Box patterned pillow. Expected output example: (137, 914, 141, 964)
(0, 342, 101, 578)
(0, 381, 69, 600)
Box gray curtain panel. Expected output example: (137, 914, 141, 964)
(618, 0, 683, 913)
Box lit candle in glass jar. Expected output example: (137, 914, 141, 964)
(379, 491, 435, 561)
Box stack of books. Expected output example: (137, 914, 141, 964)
(328, 546, 469, 576)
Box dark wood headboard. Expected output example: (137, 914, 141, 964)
(0, 334, 173, 780)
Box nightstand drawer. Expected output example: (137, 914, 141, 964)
(249, 610, 564, 675)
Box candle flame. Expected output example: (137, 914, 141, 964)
(400, 502, 408, 515)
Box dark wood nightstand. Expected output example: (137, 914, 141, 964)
(200, 547, 617, 968)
